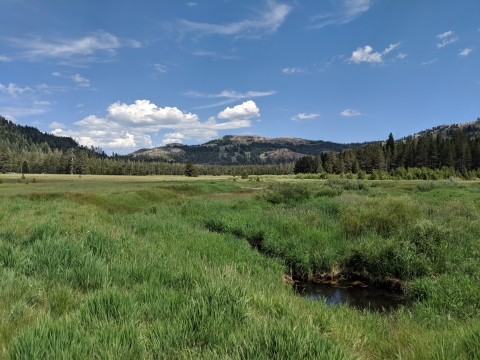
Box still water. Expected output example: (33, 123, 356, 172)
(294, 280, 406, 312)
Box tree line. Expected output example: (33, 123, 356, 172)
(2, 111, 480, 179)
(294, 130, 480, 179)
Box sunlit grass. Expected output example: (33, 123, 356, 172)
(0, 175, 479, 359)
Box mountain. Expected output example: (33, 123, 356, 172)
(128, 135, 369, 165)
(412, 119, 480, 139)
(0, 116, 78, 153)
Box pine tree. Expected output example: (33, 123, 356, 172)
(184, 160, 198, 177)
(21, 160, 29, 174)
(0, 145, 11, 173)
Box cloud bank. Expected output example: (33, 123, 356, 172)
(51, 100, 257, 151)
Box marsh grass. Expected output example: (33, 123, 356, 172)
(1, 175, 480, 359)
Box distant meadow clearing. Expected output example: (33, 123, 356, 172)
(0, 175, 479, 359)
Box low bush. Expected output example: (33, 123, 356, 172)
(416, 177, 459, 192)
(257, 182, 311, 204)
(325, 178, 369, 191)
(339, 196, 422, 237)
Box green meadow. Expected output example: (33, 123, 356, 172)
(0, 174, 479, 359)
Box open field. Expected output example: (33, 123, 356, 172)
(1, 175, 480, 359)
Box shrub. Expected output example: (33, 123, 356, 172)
(339, 196, 422, 237)
(343, 238, 429, 280)
(325, 179, 369, 191)
(416, 178, 459, 192)
(258, 182, 311, 204)
(315, 186, 343, 198)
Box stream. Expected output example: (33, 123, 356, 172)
(294, 280, 406, 312)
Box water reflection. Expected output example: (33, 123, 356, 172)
(294, 281, 406, 312)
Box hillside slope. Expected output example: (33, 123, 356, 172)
(128, 135, 368, 165)
(0, 116, 78, 152)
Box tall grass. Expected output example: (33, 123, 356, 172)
(1, 176, 480, 359)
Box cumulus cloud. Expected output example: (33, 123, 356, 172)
(397, 53, 407, 59)
(70, 74, 90, 87)
(52, 71, 61, 76)
(459, 48, 472, 57)
(0, 55, 12, 62)
(179, 1, 292, 38)
(340, 109, 362, 116)
(51, 99, 255, 152)
(310, 0, 371, 29)
(8, 30, 140, 65)
(436, 31, 458, 48)
(0, 83, 33, 97)
(348, 43, 400, 64)
(217, 100, 259, 120)
(349, 42, 400, 64)
(162, 132, 185, 145)
(77, 103, 84, 107)
(282, 67, 304, 73)
(349, 45, 383, 63)
(291, 113, 320, 121)
(49, 121, 66, 129)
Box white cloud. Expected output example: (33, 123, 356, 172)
(187, 90, 276, 99)
(186, 89, 276, 108)
(52, 99, 254, 152)
(340, 109, 362, 116)
(383, 42, 400, 55)
(49, 121, 66, 129)
(217, 100, 259, 120)
(77, 103, 84, 107)
(349, 42, 401, 64)
(282, 67, 304, 73)
(310, 0, 371, 29)
(0, 55, 12, 62)
(397, 53, 407, 59)
(349, 45, 383, 63)
(0, 83, 33, 97)
(436, 31, 458, 48)
(436, 31, 453, 39)
(459, 48, 472, 57)
(52, 71, 61, 76)
(8, 30, 140, 65)
(186, 2, 197, 6)
(154, 64, 167, 73)
(179, 1, 292, 38)
(422, 59, 437, 65)
(291, 113, 320, 121)
(70, 74, 90, 87)
(33, 100, 50, 105)
(162, 132, 185, 145)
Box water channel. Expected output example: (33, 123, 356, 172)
(294, 280, 406, 312)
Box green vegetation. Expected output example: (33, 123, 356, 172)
(3, 114, 480, 178)
(0, 174, 479, 359)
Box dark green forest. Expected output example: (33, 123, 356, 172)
(1, 115, 480, 179)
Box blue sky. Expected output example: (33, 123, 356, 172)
(0, 0, 479, 154)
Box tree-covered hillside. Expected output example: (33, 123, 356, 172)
(128, 135, 368, 165)
(0, 116, 79, 153)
